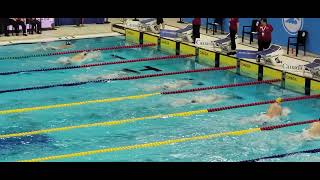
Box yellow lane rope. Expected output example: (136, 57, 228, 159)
(18, 128, 261, 162)
(0, 109, 209, 139)
(0, 93, 160, 115)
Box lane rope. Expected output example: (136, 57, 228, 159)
(0, 43, 156, 61)
(0, 66, 236, 94)
(161, 79, 280, 95)
(242, 148, 320, 162)
(0, 54, 195, 76)
(1, 94, 319, 139)
(0, 79, 280, 115)
(18, 119, 320, 162)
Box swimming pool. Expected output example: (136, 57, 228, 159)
(0, 35, 319, 162)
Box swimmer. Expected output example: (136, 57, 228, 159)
(302, 121, 320, 139)
(57, 50, 101, 65)
(41, 41, 73, 51)
(74, 71, 128, 81)
(170, 94, 238, 107)
(145, 80, 193, 91)
(265, 97, 283, 119)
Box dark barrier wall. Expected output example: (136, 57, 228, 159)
(55, 18, 105, 26)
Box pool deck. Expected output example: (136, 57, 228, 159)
(0, 18, 318, 80)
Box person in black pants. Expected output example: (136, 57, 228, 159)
(192, 18, 201, 43)
(76, 18, 84, 27)
(156, 18, 164, 29)
(10, 18, 27, 36)
(257, 18, 273, 51)
(0, 18, 10, 36)
(0, 18, 5, 35)
(26, 18, 42, 34)
(228, 18, 239, 55)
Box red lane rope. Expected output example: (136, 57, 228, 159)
(0, 54, 195, 75)
(260, 119, 320, 131)
(0, 66, 235, 94)
(207, 94, 320, 113)
(161, 79, 281, 95)
(241, 118, 320, 162)
(0, 43, 156, 60)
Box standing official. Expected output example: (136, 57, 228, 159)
(229, 18, 239, 55)
(257, 18, 273, 51)
(192, 18, 201, 44)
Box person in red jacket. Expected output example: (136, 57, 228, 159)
(257, 18, 273, 51)
(192, 18, 201, 43)
(229, 18, 239, 54)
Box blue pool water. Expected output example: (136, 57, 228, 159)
(0, 35, 319, 162)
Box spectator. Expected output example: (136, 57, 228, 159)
(192, 18, 201, 43)
(0, 18, 10, 36)
(76, 18, 84, 27)
(156, 18, 165, 29)
(26, 18, 42, 34)
(229, 18, 239, 55)
(257, 18, 273, 51)
(10, 18, 27, 36)
(0, 18, 5, 36)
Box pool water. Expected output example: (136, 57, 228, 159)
(0, 35, 319, 162)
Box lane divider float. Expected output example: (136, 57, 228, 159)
(0, 54, 195, 76)
(242, 145, 320, 162)
(1, 94, 319, 139)
(18, 119, 320, 162)
(0, 66, 236, 94)
(0, 43, 156, 61)
(0, 79, 280, 115)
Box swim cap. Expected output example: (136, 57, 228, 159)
(275, 97, 283, 103)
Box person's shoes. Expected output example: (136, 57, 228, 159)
(227, 50, 237, 56)
(227, 51, 237, 55)
(31, 32, 34, 34)
(16, 33, 19, 36)
(37, 31, 41, 34)
(23, 33, 28, 36)
(5, 34, 9, 37)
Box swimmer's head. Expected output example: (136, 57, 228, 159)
(275, 97, 283, 104)
(191, 100, 197, 103)
(197, 82, 204, 86)
(66, 41, 71, 45)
